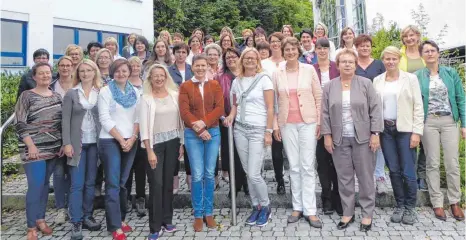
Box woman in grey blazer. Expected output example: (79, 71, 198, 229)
(321, 49, 383, 232)
(62, 59, 102, 239)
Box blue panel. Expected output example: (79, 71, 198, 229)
(97, 32, 102, 43)
(22, 22, 28, 66)
(74, 28, 79, 44)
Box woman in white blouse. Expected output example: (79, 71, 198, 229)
(98, 59, 140, 240)
(139, 64, 184, 239)
(373, 46, 424, 225)
(62, 59, 103, 239)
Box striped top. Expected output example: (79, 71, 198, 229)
(15, 90, 63, 163)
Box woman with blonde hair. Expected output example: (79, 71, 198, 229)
(95, 48, 114, 85)
(159, 30, 173, 46)
(281, 25, 294, 38)
(63, 59, 103, 239)
(122, 33, 138, 59)
(224, 47, 274, 227)
(65, 44, 84, 70)
(313, 22, 336, 60)
(104, 37, 124, 60)
(140, 64, 184, 239)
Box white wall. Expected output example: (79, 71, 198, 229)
(1, 0, 154, 68)
(365, 0, 466, 49)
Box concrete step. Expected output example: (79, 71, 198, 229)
(1, 170, 441, 211)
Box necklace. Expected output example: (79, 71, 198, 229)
(286, 66, 298, 72)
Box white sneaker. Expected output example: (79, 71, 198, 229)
(55, 208, 67, 225)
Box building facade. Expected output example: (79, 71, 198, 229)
(1, 0, 154, 71)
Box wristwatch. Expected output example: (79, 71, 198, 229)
(371, 132, 380, 136)
(266, 129, 274, 134)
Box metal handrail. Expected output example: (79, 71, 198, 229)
(228, 126, 237, 225)
(1, 113, 16, 163)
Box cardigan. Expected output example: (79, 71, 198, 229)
(272, 63, 322, 129)
(178, 78, 224, 136)
(313, 61, 340, 83)
(61, 88, 101, 166)
(139, 90, 185, 148)
(373, 70, 424, 135)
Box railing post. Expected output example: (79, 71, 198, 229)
(0, 113, 16, 164)
(228, 125, 237, 226)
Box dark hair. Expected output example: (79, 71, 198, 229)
(192, 54, 208, 65)
(32, 62, 52, 76)
(133, 35, 149, 53)
(299, 29, 313, 39)
(244, 36, 254, 47)
(253, 27, 267, 46)
(86, 42, 103, 54)
(219, 34, 234, 50)
(315, 38, 330, 48)
(255, 42, 272, 56)
(354, 34, 372, 47)
(109, 59, 132, 79)
(173, 32, 184, 40)
(188, 35, 202, 46)
(172, 42, 190, 54)
(281, 37, 303, 57)
(419, 40, 440, 55)
(222, 47, 241, 74)
(339, 27, 355, 48)
(33, 48, 50, 60)
(203, 35, 215, 45)
(268, 32, 285, 43)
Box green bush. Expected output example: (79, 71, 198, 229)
(1, 72, 21, 160)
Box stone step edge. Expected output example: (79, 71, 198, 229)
(1, 190, 440, 211)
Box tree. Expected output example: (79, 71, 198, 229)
(371, 21, 401, 60)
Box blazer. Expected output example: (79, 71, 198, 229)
(313, 61, 340, 83)
(178, 78, 224, 136)
(321, 75, 383, 146)
(373, 71, 424, 135)
(61, 88, 101, 166)
(139, 90, 184, 148)
(168, 63, 194, 86)
(272, 63, 322, 128)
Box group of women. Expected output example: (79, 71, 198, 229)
(15, 23, 465, 240)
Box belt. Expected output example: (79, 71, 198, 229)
(384, 119, 396, 126)
(430, 111, 451, 117)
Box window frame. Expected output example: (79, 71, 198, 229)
(1, 18, 28, 67)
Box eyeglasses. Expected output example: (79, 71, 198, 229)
(59, 64, 72, 68)
(34, 57, 49, 60)
(226, 56, 238, 60)
(244, 57, 257, 62)
(98, 56, 110, 61)
(422, 49, 437, 55)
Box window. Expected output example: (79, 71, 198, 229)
(1, 19, 27, 66)
(53, 26, 127, 59)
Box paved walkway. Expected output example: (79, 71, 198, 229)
(1, 207, 464, 239)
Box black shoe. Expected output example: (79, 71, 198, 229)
(82, 217, 101, 231)
(337, 215, 355, 230)
(323, 201, 334, 215)
(418, 178, 428, 191)
(48, 186, 54, 194)
(135, 197, 146, 217)
(277, 179, 285, 195)
(243, 183, 250, 196)
(360, 222, 372, 232)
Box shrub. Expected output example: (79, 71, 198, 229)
(1, 72, 21, 160)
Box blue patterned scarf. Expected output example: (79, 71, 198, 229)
(108, 80, 137, 108)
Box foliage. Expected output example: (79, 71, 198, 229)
(370, 21, 401, 60)
(153, 0, 314, 40)
(1, 72, 20, 159)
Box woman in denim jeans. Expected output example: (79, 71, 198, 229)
(224, 47, 274, 227)
(98, 59, 140, 240)
(178, 54, 224, 232)
(62, 60, 103, 239)
(373, 46, 424, 225)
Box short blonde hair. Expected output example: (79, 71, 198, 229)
(65, 44, 84, 59)
(401, 25, 421, 45)
(103, 37, 119, 55)
(73, 59, 102, 89)
(238, 47, 263, 78)
(242, 29, 253, 36)
(204, 43, 222, 57)
(95, 48, 113, 69)
(143, 64, 178, 95)
(381, 46, 402, 59)
(127, 56, 142, 65)
(57, 55, 73, 67)
(335, 48, 358, 67)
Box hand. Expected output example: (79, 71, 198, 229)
(122, 137, 136, 152)
(462, 128, 466, 139)
(315, 125, 321, 139)
(324, 135, 334, 154)
(27, 144, 39, 160)
(273, 129, 282, 142)
(264, 132, 272, 146)
(64, 145, 74, 158)
(178, 145, 184, 160)
(57, 146, 65, 157)
(147, 150, 158, 169)
(369, 134, 380, 152)
(199, 131, 212, 141)
(192, 120, 206, 132)
(223, 115, 234, 127)
(410, 133, 421, 148)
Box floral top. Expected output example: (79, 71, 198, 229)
(428, 75, 451, 114)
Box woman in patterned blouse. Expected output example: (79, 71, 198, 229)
(15, 62, 63, 240)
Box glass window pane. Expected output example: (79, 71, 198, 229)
(102, 32, 118, 44)
(54, 27, 75, 56)
(1, 56, 23, 65)
(1, 21, 23, 52)
(78, 30, 98, 49)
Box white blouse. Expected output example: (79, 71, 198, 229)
(76, 84, 99, 143)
